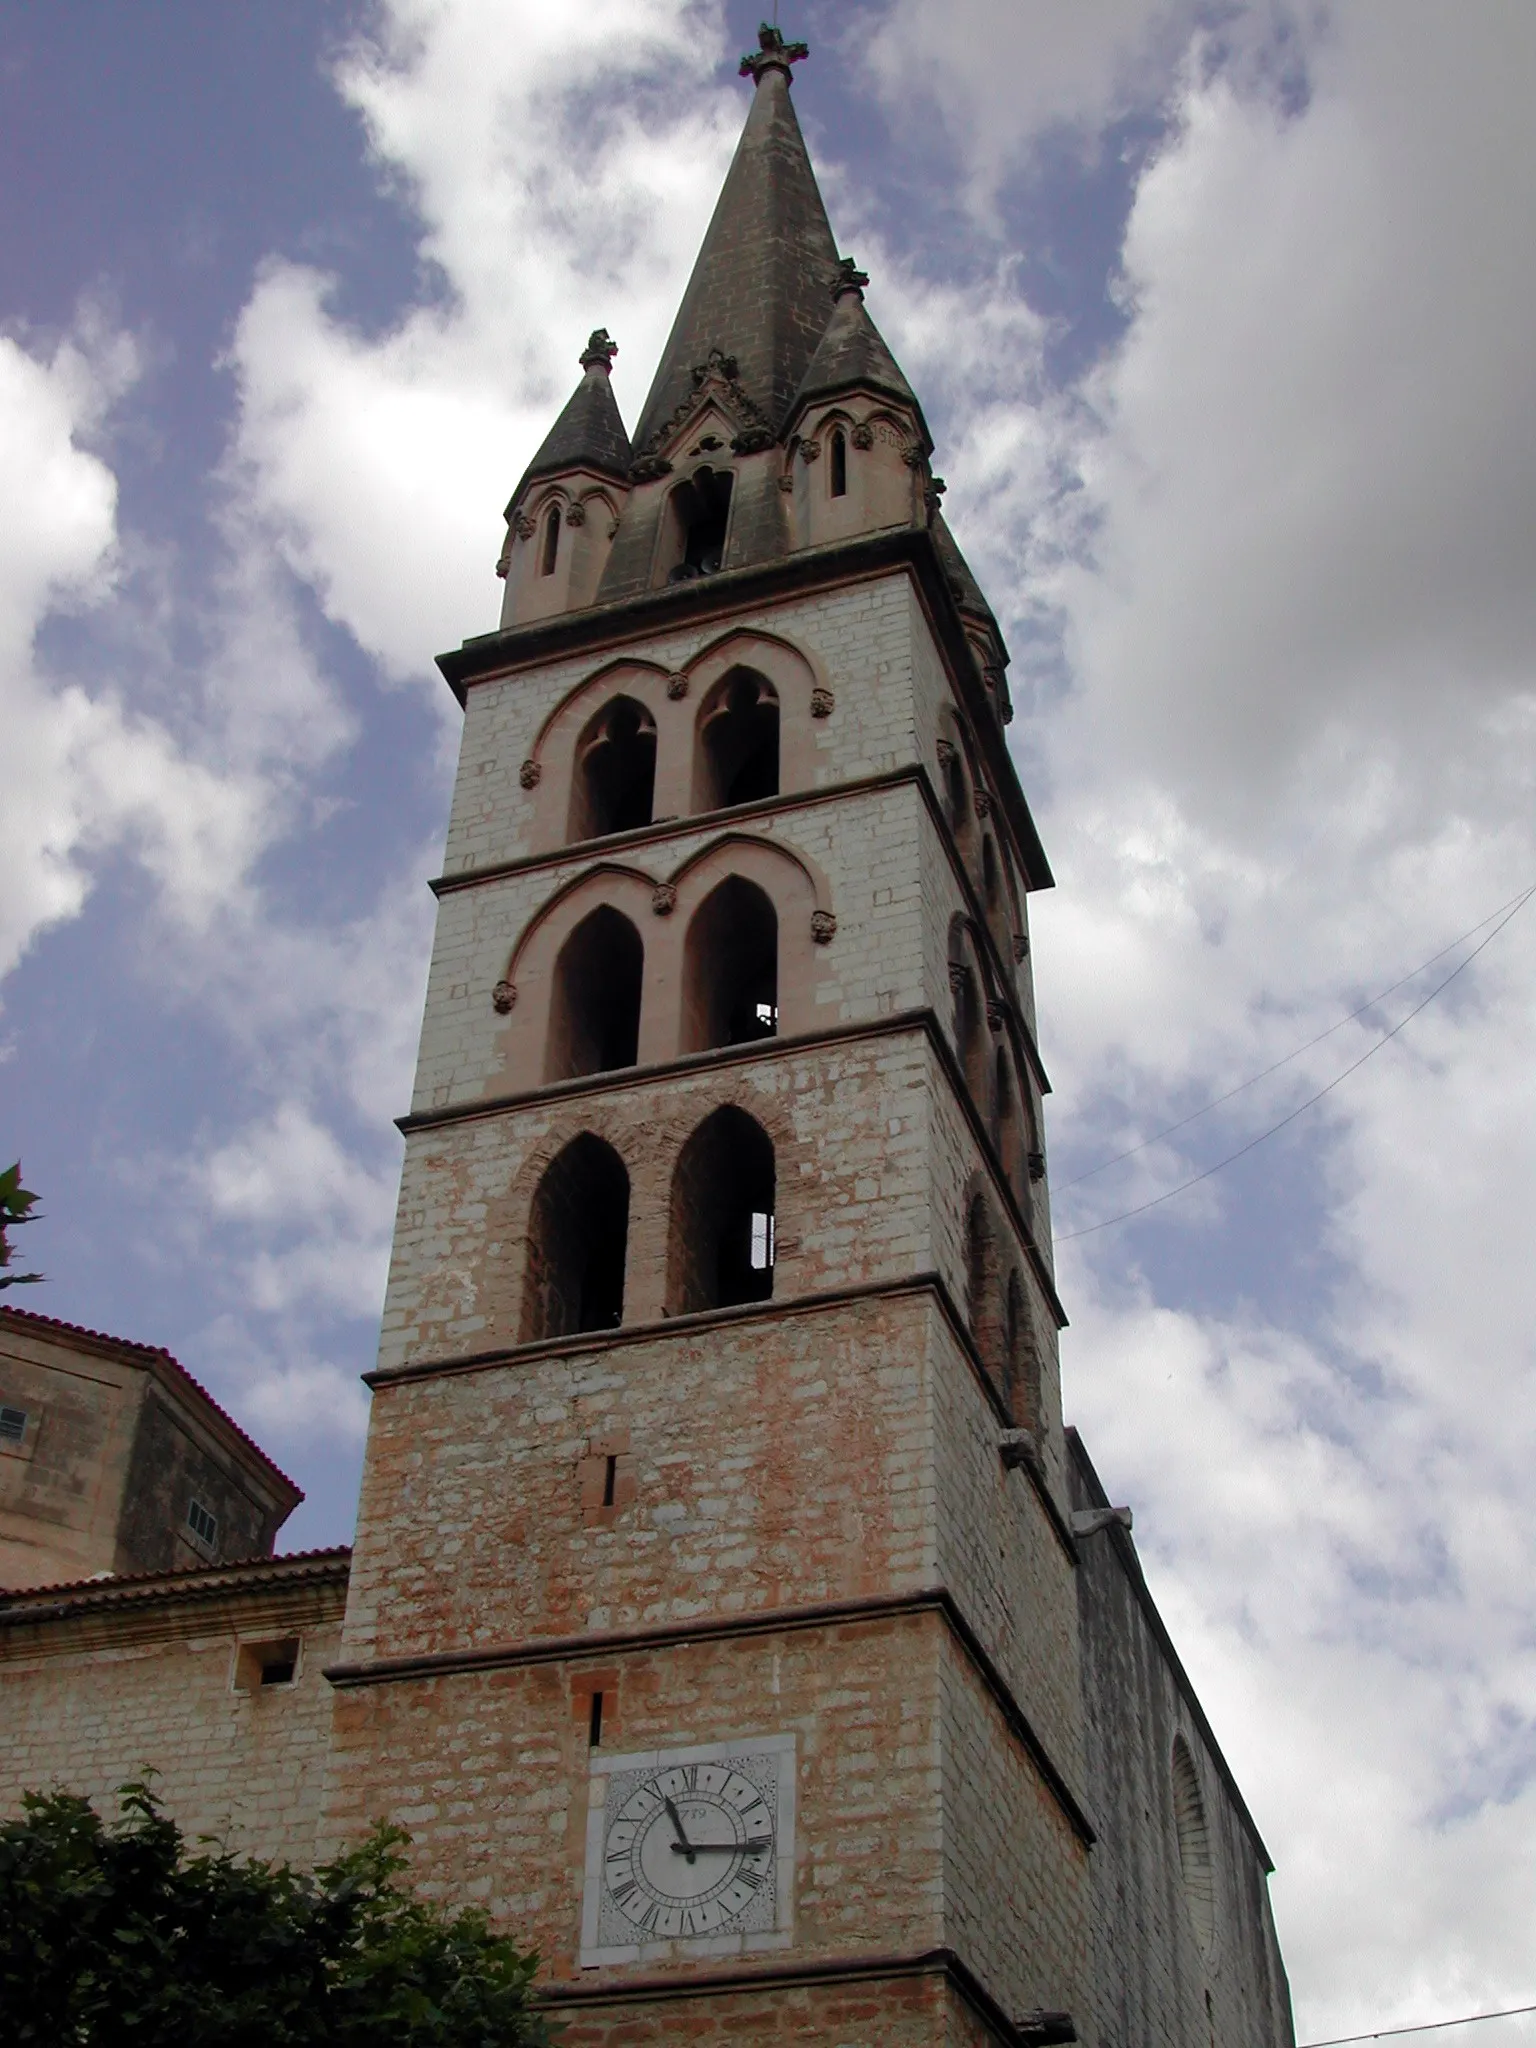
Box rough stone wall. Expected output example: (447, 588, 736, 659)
(344, 1292, 937, 1666)
(0, 1572, 347, 1867)
(0, 1336, 143, 1589)
(1068, 1434, 1294, 2048)
(116, 1384, 278, 1575)
(548, 1971, 997, 2046)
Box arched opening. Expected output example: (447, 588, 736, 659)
(940, 740, 968, 835)
(546, 906, 643, 1081)
(668, 1106, 776, 1314)
(1004, 1272, 1040, 1431)
(521, 1134, 629, 1340)
(681, 876, 778, 1052)
(695, 667, 780, 811)
(964, 1188, 1005, 1393)
(1172, 1738, 1216, 1955)
(540, 503, 561, 577)
(569, 695, 657, 841)
(993, 1045, 1018, 1177)
(829, 428, 847, 498)
(949, 925, 986, 1109)
(664, 466, 734, 582)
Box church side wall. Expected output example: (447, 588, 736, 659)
(1068, 1434, 1294, 2048)
(0, 1573, 347, 1868)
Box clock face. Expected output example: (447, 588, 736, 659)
(580, 1734, 795, 1966)
(604, 1761, 774, 1937)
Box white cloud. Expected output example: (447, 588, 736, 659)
(228, 0, 740, 682)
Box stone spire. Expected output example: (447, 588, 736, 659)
(508, 329, 632, 511)
(787, 257, 930, 448)
(630, 24, 841, 452)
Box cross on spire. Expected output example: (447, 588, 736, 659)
(739, 23, 808, 85)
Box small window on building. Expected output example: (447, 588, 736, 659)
(0, 1405, 27, 1443)
(663, 466, 733, 582)
(829, 428, 847, 498)
(540, 503, 561, 576)
(234, 1636, 301, 1692)
(187, 1498, 218, 1549)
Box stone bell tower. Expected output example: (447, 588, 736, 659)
(320, 26, 1292, 2048)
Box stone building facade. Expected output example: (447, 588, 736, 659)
(0, 29, 1293, 2046)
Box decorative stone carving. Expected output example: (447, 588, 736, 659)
(629, 454, 674, 483)
(936, 738, 957, 765)
(810, 909, 837, 945)
(924, 476, 947, 518)
(494, 548, 511, 580)
(665, 672, 690, 700)
(564, 501, 586, 527)
(777, 471, 795, 493)
(580, 328, 618, 370)
(492, 981, 517, 1015)
(948, 961, 969, 995)
(608, 518, 622, 540)
(519, 759, 541, 790)
(651, 883, 678, 917)
(1002, 698, 1015, 724)
(1027, 1151, 1047, 1183)
(514, 511, 537, 539)
(831, 257, 870, 301)
(1012, 932, 1030, 962)
(731, 425, 776, 454)
(986, 998, 1007, 1033)
(903, 445, 927, 469)
(974, 790, 993, 819)
(739, 23, 808, 83)
(850, 421, 875, 450)
(810, 686, 834, 719)
(696, 434, 724, 452)
(799, 439, 821, 462)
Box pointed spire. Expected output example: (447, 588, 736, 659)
(509, 329, 632, 509)
(787, 256, 929, 443)
(631, 26, 840, 453)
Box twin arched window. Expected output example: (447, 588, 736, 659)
(567, 668, 780, 845)
(521, 1108, 776, 1341)
(544, 876, 779, 1083)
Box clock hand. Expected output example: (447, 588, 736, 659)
(663, 1796, 697, 1863)
(670, 1837, 774, 1853)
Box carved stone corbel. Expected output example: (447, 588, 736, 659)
(810, 909, 837, 944)
(519, 760, 541, 790)
(850, 421, 874, 450)
(810, 686, 834, 719)
(665, 673, 689, 700)
(651, 884, 678, 917)
(1012, 932, 1030, 962)
(492, 981, 517, 1015)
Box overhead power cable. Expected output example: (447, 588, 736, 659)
(1298, 1996, 1536, 2045)
(1060, 881, 1536, 1191)
(1055, 881, 1536, 1243)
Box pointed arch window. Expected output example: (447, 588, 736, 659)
(668, 1106, 776, 1314)
(829, 428, 847, 498)
(694, 667, 780, 811)
(540, 503, 561, 577)
(681, 876, 778, 1051)
(569, 695, 657, 841)
(663, 466, 734, 583)
(546, 905, 643, 1081)
(522, 1134, 629, 1340)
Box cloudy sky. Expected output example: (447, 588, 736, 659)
(4, 1, 1535, 2037)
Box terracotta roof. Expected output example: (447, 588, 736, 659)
(0, 1304, 303, 1502)
(0, 1545, 351, 1620)
(509, 346, 633, 510)
(632, 56, 840, 452)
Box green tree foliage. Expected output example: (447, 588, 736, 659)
(0, 1783, 556, 2046)
(0, 1161, 43, 1290)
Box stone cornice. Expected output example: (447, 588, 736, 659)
(535, 1942, 1077, 2046)
(324, 1583, 1095, 1848)
(435, 526, 1054, 893)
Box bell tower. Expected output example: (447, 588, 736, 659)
(322, 25, 1106, 2046)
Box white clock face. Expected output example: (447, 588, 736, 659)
(581, 1734, 795, 1966)
(604, 1761, 774, 1937)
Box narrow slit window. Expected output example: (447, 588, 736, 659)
(187, 1499, 218, 1547)
(0, 1405, 27, 1443)
(540, 503, 561, 576)
(750, 1211, 775, 1272)
(830, 428, 847, 498)
(602, 1455, 618, 1508)
(589, 1690, 605, 1746)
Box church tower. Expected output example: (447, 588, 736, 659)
(319, 28, 1291, 2047)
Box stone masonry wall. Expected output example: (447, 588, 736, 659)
(0, 1574, 347, 1867)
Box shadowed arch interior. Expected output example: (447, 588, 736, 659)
(668, 1106, 776, 1314)
(569, 695, 657, 842)
(662, 466, 734, 583)
(694, 667, 780, 811)
(1172, 1737, 1217, 1954)
(546, 905, 643, 1082)
(522, 1134, 630, 1340)
(681, 875, 778, 1051)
